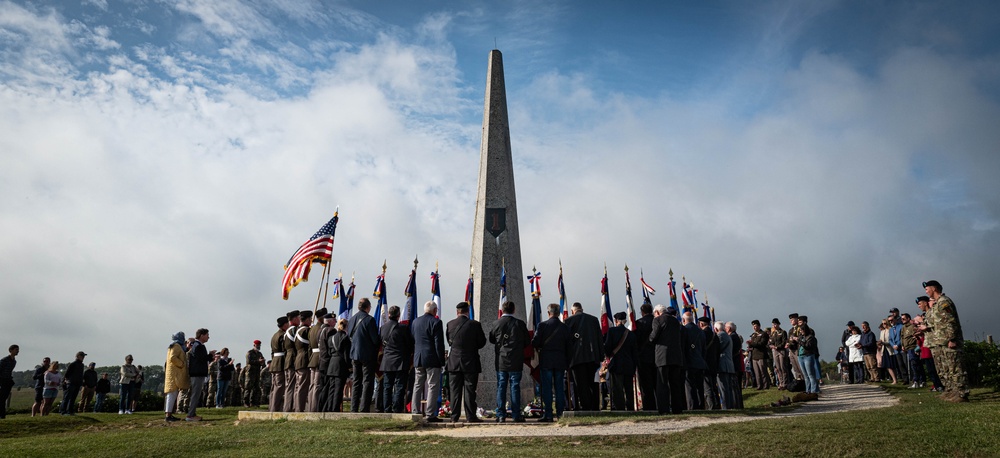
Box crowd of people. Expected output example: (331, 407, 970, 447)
(0, 279, 971, 422)
(835, 280, 969, 402)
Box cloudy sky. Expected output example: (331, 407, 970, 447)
(2, 0, 999, 368)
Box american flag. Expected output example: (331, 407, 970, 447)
(281, 213, 338, 300)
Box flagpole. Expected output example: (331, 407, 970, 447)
(313, 261, 330, 315)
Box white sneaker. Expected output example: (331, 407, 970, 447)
(119, 410, 124, 415)
(126, 410, 133, 414)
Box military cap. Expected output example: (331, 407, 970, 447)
(846, 320, 855, 327)
(613, 312, 627, 321)
(788, 313, 799, 319)
(666, 306, 678, 316)
(771, 318, 781, 325)
(751, 319, 760, 326)
(798, 315, 808, 323)
(915, 296, 930, 304)
(277, 316, 289, 327)
(316, 307, 328, 318)
(922, 280, 942, 289)
(697, 316, 711, 323)
(299, 310, 313, 320)
(286, 310, 300, 321)
(324, 313, 335, 320)
(889, 307, 899, 313)
(253, 339, 261, 345)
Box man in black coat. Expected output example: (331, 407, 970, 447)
(60, 351, 87, 416)
(531, 303, 573, 422)
(446, 302, 487, 422)
(186, 328, 210, 421)
(604, 312, 638, 411)
(682, 313, 707, 410)
(699, 317, 721, 410)
(564, 302, 603, 411)
(490, 300, 529, 422)
(411, 301, 446, 421)
(347, 298, 380, 412)
(379, 306, 413, 413)
(726, 322, 745, 408)
(78, 362, 98, 413)
(649, 305, 686, 414)
(633, 303, 657, 411)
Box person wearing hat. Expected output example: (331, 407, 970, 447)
(316, 312, 337, 411)
(698, 316, 721, 410)
(244, 339, 265, 408)
(292, 310, 313, 412)
(59, 351, 87, 415)
(305, 308, 327, 412)
(78, 362, 98, 413)
(649, 304, 685, 414)
(446, 301, 487, 422)
(918, 280, 969, 402)
(604, 311, 638, 411)
(268, 316, 289, 412)
(747, 320, 770, 390)
(281, 310, 300, 412)
(768, 318, 789, 390)
(786, 313, 804, 383)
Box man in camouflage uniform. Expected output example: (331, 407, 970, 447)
(768, 319, 789, 390)
(918, 280, 969, 402)
(260, 360, 271, 406)
(786, 313, 804, 381)
(245, 340, 265, 407)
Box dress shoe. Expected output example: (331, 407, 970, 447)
(537, 417, 554, 423)
(425, 417, 443, 423)
(467, 417, 483, 423)
(513, 417, 525, 423)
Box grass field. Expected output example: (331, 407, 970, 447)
(1, 385, 997, 457)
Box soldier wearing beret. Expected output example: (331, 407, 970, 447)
(245, 339, 265, 408)
(282, 310, 300, 412)
(269, 316, 289, 412)
(769, 318, 789, 390)
(918, 280, 969, 402)
(748, 320, 771, 390)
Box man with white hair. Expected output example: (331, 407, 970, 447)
(714, 321, 736, 409)
(411, 300, 446, 422)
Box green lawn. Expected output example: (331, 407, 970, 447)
(1, 385, 997, 457)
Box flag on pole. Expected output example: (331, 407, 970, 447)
(600, 266, 613, 335)
(527, 268, 542, 328)
(640, 271, 656, 306)
(338, 274, 353, 320)
(346, 276, 355, 319)
(403, 259, 418, 325)
(429, 267, 441, 319)
(281, 212, 338, 300)
(558, 262, 568, 321)
(465, 268, 475, 321)
(624, 266, 636, 331)
(668, 270, 679, 310)
(682, 278, 696, 317)
(372, 270, 388, 330)
(497, 261, 507, 319)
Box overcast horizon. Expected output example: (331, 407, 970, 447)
(2, 0, 999, 369)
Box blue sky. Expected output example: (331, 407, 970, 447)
(2, 0, 999, 368)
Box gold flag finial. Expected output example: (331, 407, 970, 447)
(381, 260, 387, 273)
(668, 268, 674, 278)
(624, 264, 629, 272)
(413, 255, 419, 269)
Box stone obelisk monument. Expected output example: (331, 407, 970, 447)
(471, 49, 531, 409)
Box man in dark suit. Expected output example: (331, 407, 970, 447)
(726, 322, 745, 409)
(604, 312, 638, 411)
(490, 300, 529, 423)
(411, 301, 446, 422)
(347, 298, 380, 412)
(379, 306, 413, 413)
(649, 305, 686, 414)
(446, 302, 487, 423)
(564, 302, 603, 411)
(682, 313, 706, 410)
(633, 303, 657, 411)
(699, 316, 721, 410)
(532, 303, 572, 422)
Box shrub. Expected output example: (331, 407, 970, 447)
(962, 340, 1000, 390)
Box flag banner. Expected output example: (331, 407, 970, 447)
(372, 273, 388, 330)
(527, 269, 542, 328)
(682, 280, 696, 317)
(281, 213, 338, 300)
(331, 277, 342, 300)
(702, 301, 711, 319)
(498, 263, 507, 319)
(600, 271, 612, 335)
(465, 273, 475, 321)
(668, 277, 679, 311)
(711, 306, 716, 323)
(530, 295, 543, 331)
(346, 278, 355, 320)
(625, 268, 636, 331)
(403, 268, 418, 325)
(558, 268, 568, 321)
(430, 270, 441, 319)
(640, 275, 656, 306)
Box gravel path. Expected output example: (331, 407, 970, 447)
(382, 383, 897, 438)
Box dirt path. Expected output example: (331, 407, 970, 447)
(382, 383, 897, 438)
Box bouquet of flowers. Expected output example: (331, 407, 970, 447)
(438, 400, 453, 418)
(522, 397, 543, 418)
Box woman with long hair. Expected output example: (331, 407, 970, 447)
(797, 318, 822, 395)
(878, 319, 898, 384)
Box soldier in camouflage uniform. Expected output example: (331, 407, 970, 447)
(260, 361, 271, 406)
(786, 313, 804, 381)
(244, 340, 265, 407)
(918, 280, 969, 402)
(768, 319, 789, 390)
